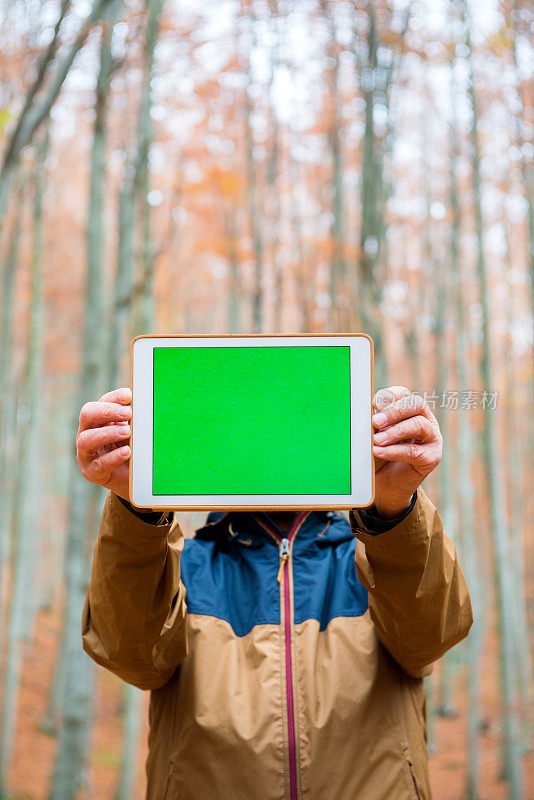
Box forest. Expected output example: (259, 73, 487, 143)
(0, 0, 532, 797)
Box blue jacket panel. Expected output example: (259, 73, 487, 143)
(180, 511, 369, 637)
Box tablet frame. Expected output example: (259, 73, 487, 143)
(129, 333, 374, 511)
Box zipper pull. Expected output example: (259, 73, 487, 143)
(277, 538, 290, 583)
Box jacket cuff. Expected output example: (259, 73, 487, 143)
(353, 491, 417, 535)
(115, 494, 174, 528)
(349, 489, 430, 558)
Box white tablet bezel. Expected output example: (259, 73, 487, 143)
(129, 334, 374, 510)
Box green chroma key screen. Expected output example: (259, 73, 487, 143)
(152, 346, 351, 495)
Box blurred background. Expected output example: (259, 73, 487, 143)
(0, 0, 533, 797)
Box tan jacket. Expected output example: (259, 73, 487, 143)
(82, 488, 472, 800)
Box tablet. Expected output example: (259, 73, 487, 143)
(129, 334, 374, 510)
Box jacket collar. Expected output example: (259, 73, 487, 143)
(194, 510, 352, 548)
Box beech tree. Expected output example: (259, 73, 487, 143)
(48, 8, 120, 797)
(460, 1, 523, 795)
(0, 125, 49, 798)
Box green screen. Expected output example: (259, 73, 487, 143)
(152, 346, 351, 495)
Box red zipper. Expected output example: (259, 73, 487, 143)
(256, 512, 309, 800)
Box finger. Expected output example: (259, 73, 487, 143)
(373, 415, 436, 447)
(77, 424, 131, 459)
(99, 387, 132, 404)
(79, 401, 131, 432)
(372, 393, 438, 430)
(372, 441, 441, 470)
(85, 445, 131, 483)
(372, 386, 411, 410)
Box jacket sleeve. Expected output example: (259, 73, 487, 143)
(82, 491, 188, 690)
(350, 486, 473, 678)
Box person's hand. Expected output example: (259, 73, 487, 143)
(76, 387, 132, 501)
(371, 386, 442, 519)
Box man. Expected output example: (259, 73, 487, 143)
(78, 384, 472, 800)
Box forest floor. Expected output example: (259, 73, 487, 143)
(7, 605, 534, 800)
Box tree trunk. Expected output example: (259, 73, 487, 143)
(353, 0, 393, 384)
(353, 1, 410, 377)
(461, 3, 523, 796)
(447, 56, 484, 799)
(267, 0, 282, 332)
(113, 685, 143, 800)
(243, 2, 264, 333)
(0, 171, 26, 660)
(21, 127, 51, 643)
(510, 0, 534, 336)
(0, 126, 49, 796)
(48, 10, 118, 797)
(134, 0, 165, 335)
(321, 0, 346, 332)
(503, 213, 533, 755)
(227, 207, 241, 334)
(290, 155, 312, 333)
(108, 162, 135, 386)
